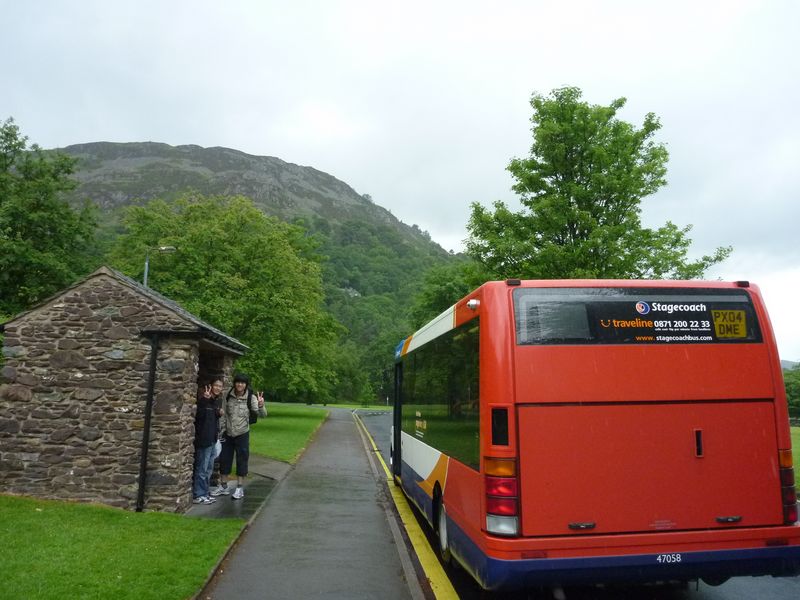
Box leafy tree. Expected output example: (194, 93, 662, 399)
(785, 366, 800, 409)
(466, 87, 731, 280)
(327, 340, 375, 405)
(409, 258, 491, 328)
(108, 195, 341, 402)
(301, 216, 451, 402)
(319, 219, 445, 298)
(0, 118, 98, 315)
(324, 291, 409, 403)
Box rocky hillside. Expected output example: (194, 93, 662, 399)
(60, 141, 436, 248)
(54, 141, 452, 402)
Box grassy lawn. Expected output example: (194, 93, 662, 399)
(0, 402, 329, 599)
(248, 402, 328, 463)
(0, 495, 242, 600)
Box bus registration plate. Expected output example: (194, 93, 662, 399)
(712, 310, 746, 338)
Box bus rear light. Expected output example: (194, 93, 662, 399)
(781, 482, 797, 524)
(486, 476, 518, 497)
(486, 514, 518, 536)
(777, 451, 796, 525)
(485, 457, 516, 477)
(487, 496, 518, 516)
(785, 502, 798, 525)
(779, 468, 795, 487)
(485, 456, 520, 535)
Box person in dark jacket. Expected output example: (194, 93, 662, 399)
(192, 378, 224, 504)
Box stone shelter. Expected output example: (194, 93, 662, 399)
(0, 266, 247, 512)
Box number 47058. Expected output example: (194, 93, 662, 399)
(656, 553, 682, 563)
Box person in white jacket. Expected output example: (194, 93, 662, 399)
(211, 373, 264, 499)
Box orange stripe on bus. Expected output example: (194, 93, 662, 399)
(416, 454, 449, 499)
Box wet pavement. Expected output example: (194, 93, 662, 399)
(186, 455, 292, 522)
(200, 408, 418, 600)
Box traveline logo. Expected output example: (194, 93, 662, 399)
(635, 301, 650, 315)
(649, 302, 707, 314)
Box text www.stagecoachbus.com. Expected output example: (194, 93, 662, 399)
(635, 334, 714, 342)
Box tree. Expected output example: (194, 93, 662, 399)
(108, 194, 341, 402)
(304, 216, 450, 402)
(409, 258, 491, 328)
(466, 87, 731, 280)
(784, 366, 800, 409)
(0, 118, 98, 315)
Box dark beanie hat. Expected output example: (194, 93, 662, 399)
(233, 373, 250, 385)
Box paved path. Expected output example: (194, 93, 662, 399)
(186, 455, 290, 521)
(206, 409, 415, 599)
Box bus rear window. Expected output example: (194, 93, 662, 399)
(513, 288, 762, 346)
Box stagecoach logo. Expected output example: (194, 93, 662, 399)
(635, 301, 651, 315)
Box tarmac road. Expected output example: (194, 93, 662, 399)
(205, 408, 417, 600)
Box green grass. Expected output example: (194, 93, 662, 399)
(0, 402, 330, 599)
(248, 402, 328, 463)
(0, 495, 242, 600)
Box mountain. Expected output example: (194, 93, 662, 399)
(57, 141, 453, 402)
(60, 140, 451, 297)
(782, 360, 798, 370)
(60, 141, 437, 248)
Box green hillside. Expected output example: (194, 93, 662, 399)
(60, 142, 455, 402)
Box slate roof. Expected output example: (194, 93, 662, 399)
(1, 266, 248, 355)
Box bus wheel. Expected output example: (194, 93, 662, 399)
(435, 493, 452, 564)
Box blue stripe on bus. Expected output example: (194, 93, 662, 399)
(400, 460, 434, 526)
(445, 516, 800, 590)
(403, 459, 800, 590)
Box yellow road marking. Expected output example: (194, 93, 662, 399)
(353, 413, 459, 600)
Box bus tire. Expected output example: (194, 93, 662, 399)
(434, 490, 452, 565)
(701, 576, 729, 587)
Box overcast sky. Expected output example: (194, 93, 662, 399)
(2, 1, 799, 360)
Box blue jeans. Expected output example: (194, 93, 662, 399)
(193, 444, 216, 498)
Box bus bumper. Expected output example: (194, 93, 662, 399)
(447, 519, 800, 591)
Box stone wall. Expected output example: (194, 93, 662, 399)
(0, 274, 213, 512)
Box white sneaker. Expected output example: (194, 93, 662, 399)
(210, 485, 230, 497)
(193, 496, 205, 504)
(232, 486, 244, 500)
(201, 496, 216, 504)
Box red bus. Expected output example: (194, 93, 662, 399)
(391, 279, 800, 590)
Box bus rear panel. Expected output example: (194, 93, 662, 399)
(393, 280, 800, 590)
